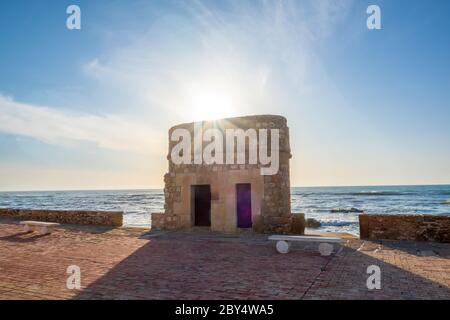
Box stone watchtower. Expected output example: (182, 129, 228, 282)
(151, 115, 304, 234)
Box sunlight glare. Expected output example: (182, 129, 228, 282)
(186, 83, 238, 121)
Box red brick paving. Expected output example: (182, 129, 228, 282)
(0, 218, 449, 300)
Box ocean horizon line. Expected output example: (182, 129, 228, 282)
(1, 183, 450, 193)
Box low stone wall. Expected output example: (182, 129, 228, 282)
(359, 214, 450, 243)
(151, 212, 178, 230)
(290, 213, 305, 234)
(0, 208, 123, 227)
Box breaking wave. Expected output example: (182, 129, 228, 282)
(318, 220, 358, 227)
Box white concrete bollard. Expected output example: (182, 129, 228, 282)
(276, 240, 290, 254)
(318, 243, 334, 256)
(40, 226, 49, 235)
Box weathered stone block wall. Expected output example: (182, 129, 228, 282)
(290, 213, 305, 234)
(359, 214, 450, 243)
(159, 114, 292, 233)
(0, 208, 123, 227)
(151, 212, 179, 230)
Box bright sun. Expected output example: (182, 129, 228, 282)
(186, 83, 238, 121)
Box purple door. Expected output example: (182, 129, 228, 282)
(236, 183, 252, 228)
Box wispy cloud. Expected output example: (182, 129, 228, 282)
(0, 0, 357, 190)
(81, 0, 356, 121)
(311, 0, 355, 38)
(1, 0, 357, 157)
(0, 95, 164, 154)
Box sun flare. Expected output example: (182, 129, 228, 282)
(186, 83, 238, 121)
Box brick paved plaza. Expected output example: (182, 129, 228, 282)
(0, 218, 449, 300)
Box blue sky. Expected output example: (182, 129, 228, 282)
(0, 0, 449, 190)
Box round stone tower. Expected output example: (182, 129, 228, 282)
(151, 115, 303, 234)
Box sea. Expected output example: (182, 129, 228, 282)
(0, 185, 449, 235)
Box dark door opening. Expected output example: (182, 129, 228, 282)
(192, 185, 211, 227)
(236, 183, 252, 228)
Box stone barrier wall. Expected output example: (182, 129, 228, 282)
(0, 208, 123, 227)
(151, 212, 176, 230)
(290, 213, 305, 234)
(359, 214, 450, 243)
